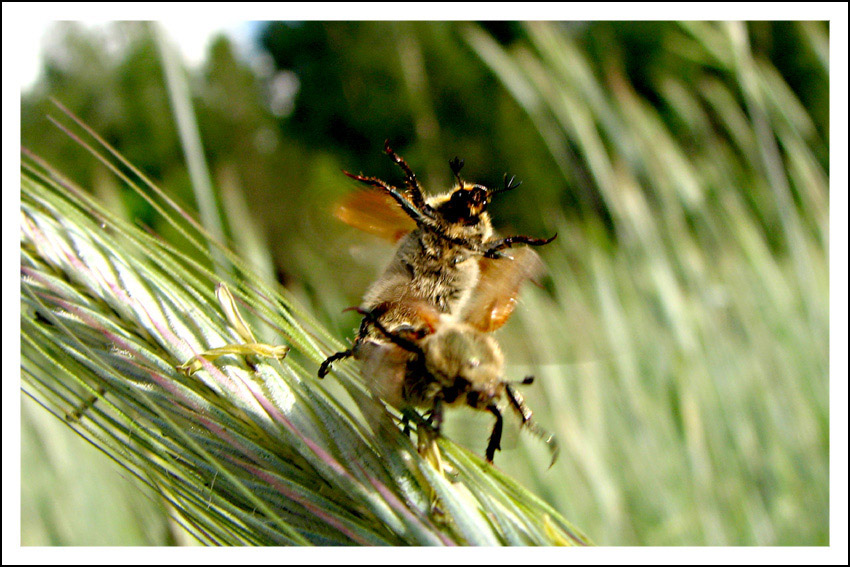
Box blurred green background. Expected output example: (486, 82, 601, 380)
(20, 20, 829, 545)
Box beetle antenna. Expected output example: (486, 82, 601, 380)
(449, 157, 465, 189)
(492, 173, 522, 195)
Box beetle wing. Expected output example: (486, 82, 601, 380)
(334, 189, 417, 242)
(462, 247, 545, 333)
(355, 339, 408, 409)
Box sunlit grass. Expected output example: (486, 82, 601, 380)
(19, 20, 829, 547)
(20, 111, 589, 546)
(463, 21, 829, 545)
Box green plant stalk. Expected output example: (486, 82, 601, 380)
(20, 125, 590, 546)
(462, 21, 828, 545)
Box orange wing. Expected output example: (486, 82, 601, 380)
(333, 189, 417, 242)
(462, 247, 545, 333)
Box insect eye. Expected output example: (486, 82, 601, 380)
(450, 188, 468, 204)
(450, 186, 487, 210)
